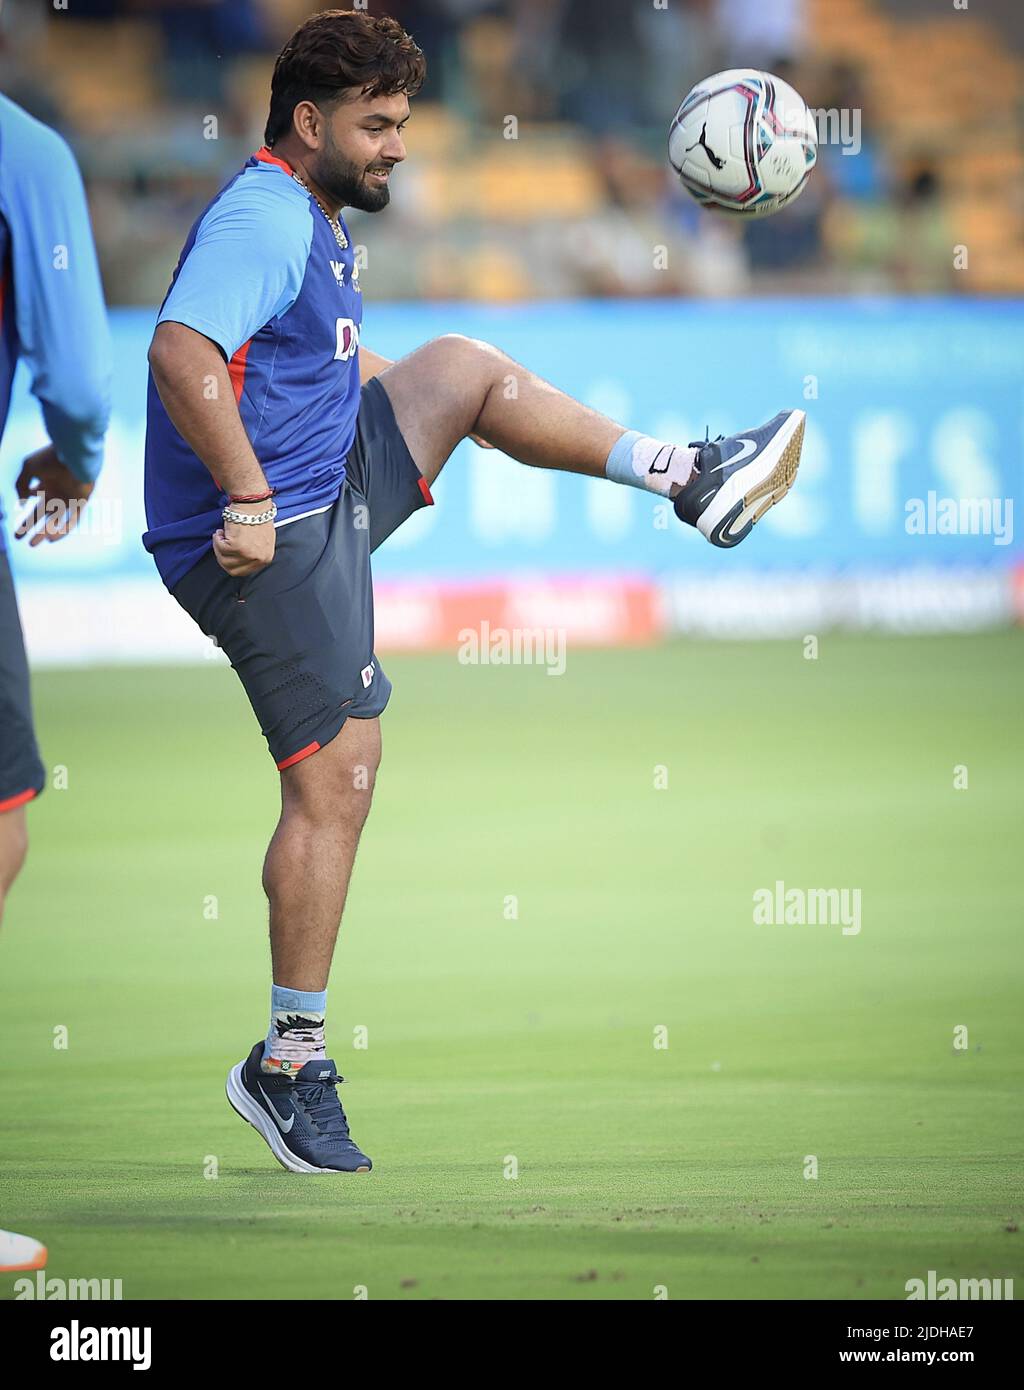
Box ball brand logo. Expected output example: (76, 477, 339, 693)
(684, 121, 726, 171)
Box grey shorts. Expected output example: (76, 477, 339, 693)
(172, 378, 432, 769)
(0, 548, 45, 810)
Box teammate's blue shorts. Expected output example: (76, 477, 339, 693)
(0, 549, 46, 811)
(172, 378, 433, 769)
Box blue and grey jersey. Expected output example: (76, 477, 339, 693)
(143, 146, 364, 591)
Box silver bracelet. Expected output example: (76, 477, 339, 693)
(222, 503, 278, 526)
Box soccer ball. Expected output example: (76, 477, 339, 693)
(669, 69, 817, 217)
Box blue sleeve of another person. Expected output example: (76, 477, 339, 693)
(157, 175, 313, 360)
(0, 97, 112, 483)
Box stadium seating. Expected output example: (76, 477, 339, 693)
(8, 0, 1023, 300)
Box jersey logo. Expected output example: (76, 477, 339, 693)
(361, 662, 375, 688)
(335, 318, 361, 362)
(330, 260, 360, 292)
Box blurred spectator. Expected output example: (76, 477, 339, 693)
(634, 1, 717, 134)
(144, 0, 275, 105)
(828, 162, 955, 293)
(557, 0, 647, 135)
(714, 0, 806, 69)
(816, 62, 885, 202)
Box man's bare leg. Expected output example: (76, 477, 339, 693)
(262, 714, 381, 994)
(225, 715, 378, 1173)
(0, 806, 28, 927)
(377, 334, 629, 486)
(377, 334, 805, 547)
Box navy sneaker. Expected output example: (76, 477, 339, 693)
(226, 1042, 372, 1174)
(674, 409, 805, 547)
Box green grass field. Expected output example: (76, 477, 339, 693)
(2, 632, 1021, 1301)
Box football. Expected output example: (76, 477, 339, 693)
(669, 68, 818, 217)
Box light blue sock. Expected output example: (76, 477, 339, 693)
(271, 984, 326, 1014)
(605, 430, 643, 486)
(262, 984, 328, 1077)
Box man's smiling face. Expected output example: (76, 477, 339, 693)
(312, 90, 410, 213)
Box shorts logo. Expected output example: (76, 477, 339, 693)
(360, 663, 375, 688)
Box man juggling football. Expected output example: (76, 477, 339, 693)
(144, 8, 804, 1174)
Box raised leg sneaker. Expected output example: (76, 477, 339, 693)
(226, 1041, 372, 1174)
(674, 409, 805, 547)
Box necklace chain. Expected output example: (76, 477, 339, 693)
(291, 171, 348, 249)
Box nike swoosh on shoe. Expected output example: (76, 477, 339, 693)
(258, 1082, 295, 1133)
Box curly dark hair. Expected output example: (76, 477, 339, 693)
(265, 9, 425, 146)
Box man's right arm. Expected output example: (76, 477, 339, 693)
(147, 178, 312, 576)
(148, 321, 274, 576)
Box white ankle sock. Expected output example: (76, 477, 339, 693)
(605, 430, 697, 498)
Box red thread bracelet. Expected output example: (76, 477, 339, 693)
(228, 489, 275, 504)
